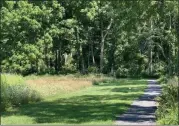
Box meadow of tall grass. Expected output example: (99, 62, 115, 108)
(1, 74, 41, 111)
(156, 76, 178, 125)
(25, 73, 114, 97)
(1, 73, 113, 111)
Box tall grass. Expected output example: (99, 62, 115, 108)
(25, 73, 114, 98)
(156, 76, 178, 125)
(1, 74, 41, 111)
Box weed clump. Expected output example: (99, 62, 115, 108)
(1, 74, 41, 111)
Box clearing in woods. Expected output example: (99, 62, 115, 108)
(2, 78, 148, 125)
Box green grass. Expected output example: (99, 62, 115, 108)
(1, 79, 147, 124)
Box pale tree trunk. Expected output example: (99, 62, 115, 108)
(100, 18, 113, 73)
(89, 29, 95, 66)
(91, 40, 95, 66)
(87, 27, 95, 67)
(100, 25, 104, 73)
(149, 44, 153, 75)
(75, 26, 85, 73)
(99, 0, 113, 73)
(149, 18, 153, 75)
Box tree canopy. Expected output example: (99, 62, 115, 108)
(0, 0, 178, 77)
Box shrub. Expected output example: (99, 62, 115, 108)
(115, 67, 129, 78)
(158, 75, 168, 84)
(92, 78, 110, 86)
(87, 66, 98, 73)
(152, 62, 166, 77)
(156, 76, 178, 125)
(1, 74, 41, 111)
(92, 80, 100, 85)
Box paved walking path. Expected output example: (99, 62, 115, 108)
(115, 80, 161, 125)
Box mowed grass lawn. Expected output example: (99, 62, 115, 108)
(1, 76, 147, 125)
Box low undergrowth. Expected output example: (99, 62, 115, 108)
(1, 74, 41, 111)
(156, 76, 178, 125)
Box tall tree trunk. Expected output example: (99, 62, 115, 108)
(100, 31, 104, 73)
(81, 46, 85, 73)
(168, 12, 172, 76)
(110, 39, 116, 76)
(99, 17, 113, 73)
(149, 18, 153, 76)
(45, 46, 48, 69)
(88, 44, 90, 68)
(88, 27, 95, 66)
(87, 28, 91, 67)
(55, 50, 58, 72)
(75, 27, 80, 71)
(59, 41, 62, 70)
(177, 0, 179, 78)
(149, 44, 153, 75)
(99, 0, 104, 73)
(159, 0, 164, 21)
(91, 40, 95, 66)
(36, 59, 38, 73)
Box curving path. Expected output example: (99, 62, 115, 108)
(115, 80, 161, 125)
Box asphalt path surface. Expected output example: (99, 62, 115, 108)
(115, 80, 161, 125)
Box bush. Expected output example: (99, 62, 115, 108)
(92, 78, 110, 86)
(87, 66, 98, 73)
(158, 75, 168, 84)
(115, 67, 129, 78)
(1, 74, 41, 111)
(156, 76, 178, 125)
(152, 62, 166, 77)
(92, 80, 100, 85)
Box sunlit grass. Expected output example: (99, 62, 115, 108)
(1, 73, 25, 86)
(25, 74, 114, 98)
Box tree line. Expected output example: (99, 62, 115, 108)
(0, 0, 178, 77)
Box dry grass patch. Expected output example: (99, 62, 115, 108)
(25, 74, 114, 98)
(26, 77, 92, 97)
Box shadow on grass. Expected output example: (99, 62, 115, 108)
(2, 94, 142, 124)
(2, 79, 147, 124)
(97, 79, 147, 86)
(110, 86, 146, 93)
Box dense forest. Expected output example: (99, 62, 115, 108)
(0, 0, 179, 77)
